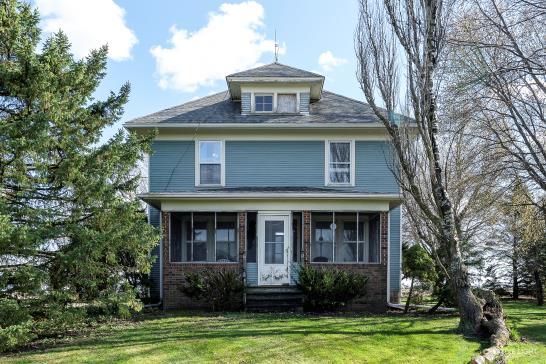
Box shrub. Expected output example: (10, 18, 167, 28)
(297, 266, 368, 311)
(181, 268, 244, 311)
(0, 300, 35, 352)
(0, 299, 31, 328)
(0, 322, 35, 352)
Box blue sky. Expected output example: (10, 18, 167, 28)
(35, 0, 364, 142)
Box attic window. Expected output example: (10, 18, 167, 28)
(255, 94, 273, 112)
(277, 94, 297, 113)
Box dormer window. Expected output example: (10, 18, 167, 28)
(255, 94, 273, 112)
(277, 94, 297, 113)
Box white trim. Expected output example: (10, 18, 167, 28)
(325, 140, 355, 187)
(195, 140, 225, 187)
(387, 210, 391, 303)
(141, 192, 402, 200)
(257, 212, 291, 286)
(153, 132, 390, 142)
(159, 210, 163, 299)
(253, 92, 274, 113)
(126, 122, 393, 129)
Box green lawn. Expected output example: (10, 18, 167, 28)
(2, 300, 544, 364)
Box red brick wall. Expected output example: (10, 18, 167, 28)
(302, 211, 389, 312)
(161, 211, 243, 310)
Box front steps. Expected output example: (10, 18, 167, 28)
(245, 286, 303, 312)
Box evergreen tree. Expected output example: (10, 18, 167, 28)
(402, 243, 437, 313)
(0, 0, 158, 348)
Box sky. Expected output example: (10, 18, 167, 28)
(34, 0, 364, 143)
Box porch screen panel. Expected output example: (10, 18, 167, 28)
(192, 213, 214, 262)
(368, 214, 380, 263)
(334, 213, 357, 262)
(170, 212, 191, 262)
(357, 213, 381, 263)
(311, 212, 334, 262)
(247, 212, 257, 263)
(216, 213, 238, 262)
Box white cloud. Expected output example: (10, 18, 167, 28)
(318, 51, 347, 72)
(36, 0, 137, 61)
(150, 1, 284, 92)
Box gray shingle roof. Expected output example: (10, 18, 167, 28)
(227, 62, 324, 78)
(126, 90, 384, 125)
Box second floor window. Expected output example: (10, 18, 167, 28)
(327, 141, 354, 185)
(198, 140, 223, 185)
(255, 94, 273, 112)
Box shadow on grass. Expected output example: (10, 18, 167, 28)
(12, 311, 485, 358)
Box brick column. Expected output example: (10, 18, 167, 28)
(303, 211, 311, 264)
(238, 211, 246, 277)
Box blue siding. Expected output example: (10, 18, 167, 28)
(299, 92, 310, 114)
(355, 141, 398, 193)
(226, 141, 324, 187)
(389, 207, 401, 298)
(148, 207, 161, 301)
(150, 140, 194, 192)
(246, 263, 258, 286)
(148, 140, 397, 191)
(241, 93, 251, 114)
(291, 262, 300, 285)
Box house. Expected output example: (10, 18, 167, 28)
(125, 62, 402, 312)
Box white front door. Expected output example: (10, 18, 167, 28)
(258, 213, 291, 285)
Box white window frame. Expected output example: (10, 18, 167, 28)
(195, 140, 225, 186)
(325, 140, 355, 186)
(253, 93, 274, 113)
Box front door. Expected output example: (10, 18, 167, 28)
(258, 213, 291, 285)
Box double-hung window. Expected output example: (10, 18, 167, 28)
(197, 140, 224, 186)
(326, 141, 354, 185)
(255, 94, 273, 112)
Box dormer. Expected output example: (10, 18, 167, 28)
(226, 62, 325, 116)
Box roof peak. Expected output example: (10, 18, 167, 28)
(226, 62, 324, 78)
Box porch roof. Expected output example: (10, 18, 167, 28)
(139, 187, 403, 210)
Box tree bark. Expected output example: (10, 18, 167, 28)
(449, 247, 483, 335)
(534, 270, 544, 306)
(405, 277, 415, 313)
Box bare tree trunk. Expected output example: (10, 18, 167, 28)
(355, 0, 487, 337)
(404, 277, 415, 313)
(428, 295, 444, 314)
(534, 270, 544, 306)
(449, 249, 483, 335)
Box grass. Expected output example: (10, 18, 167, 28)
(502, 300, 546, 363)
(2, 300, 544, 364)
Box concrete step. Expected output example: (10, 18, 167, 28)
(245, 286, 304, 312)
